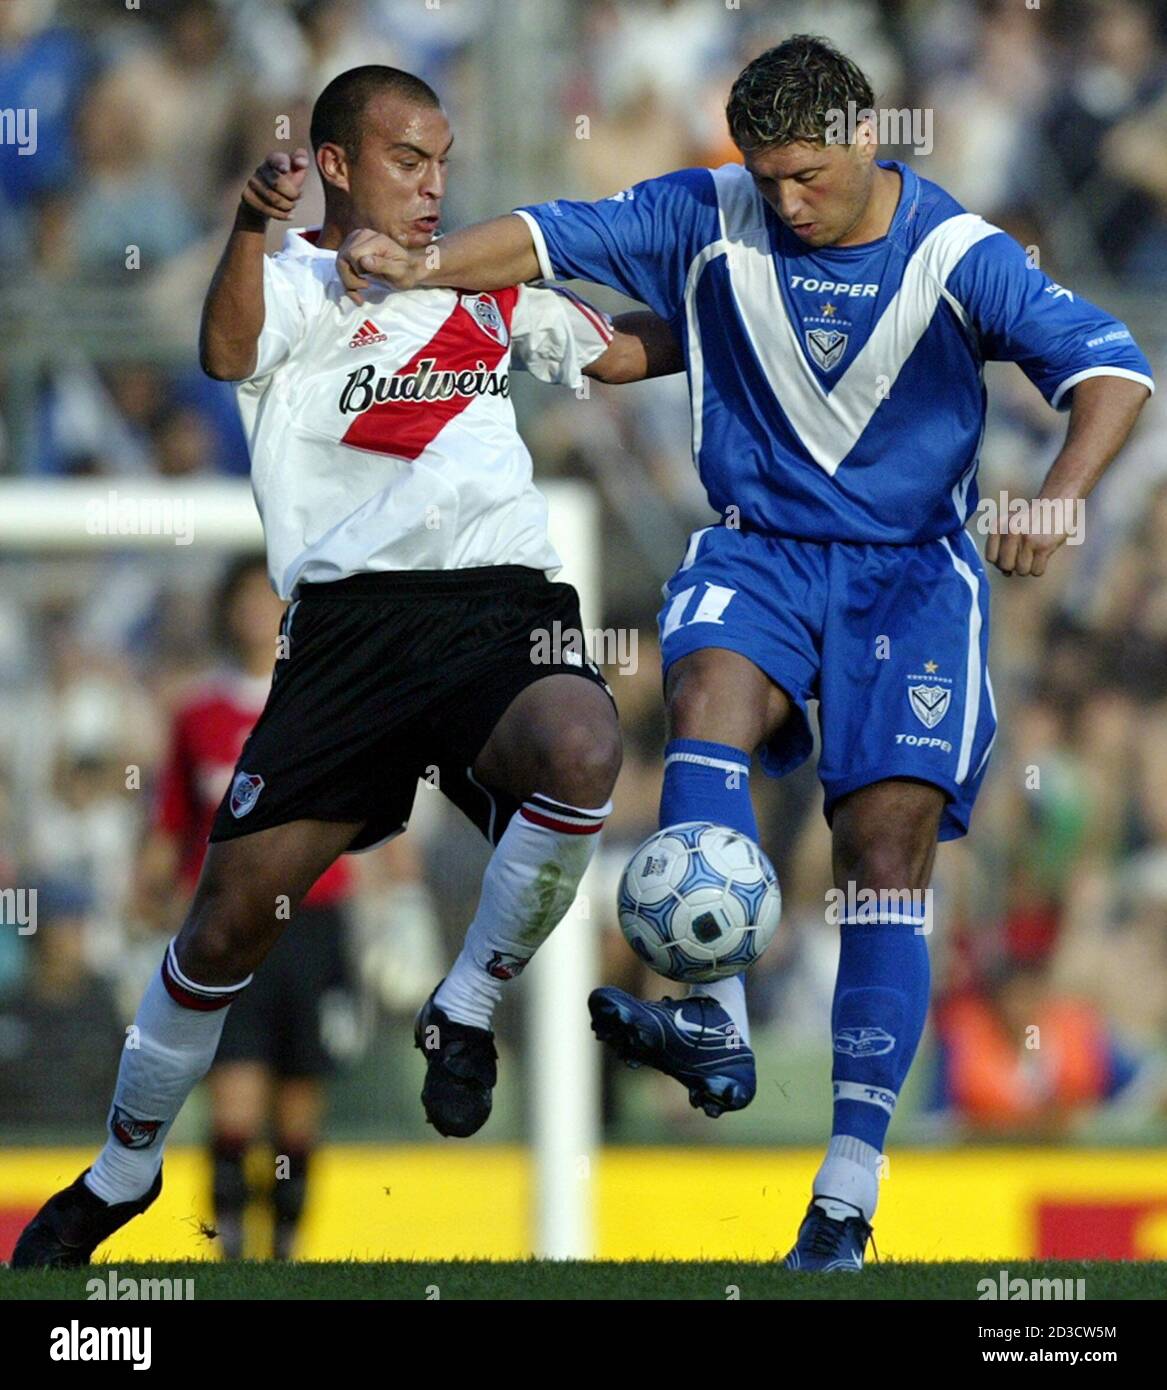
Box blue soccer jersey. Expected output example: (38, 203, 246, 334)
(517, 161, 1153, 544)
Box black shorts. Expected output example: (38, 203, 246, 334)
(214, 902, 350, 1078)
(208, 565, 613, 852)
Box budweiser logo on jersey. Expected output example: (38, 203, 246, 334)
(339, 358, 510, 415)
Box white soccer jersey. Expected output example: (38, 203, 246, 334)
(233, 227, 614, 597)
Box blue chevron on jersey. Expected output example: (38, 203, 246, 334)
(517, 161, 1153, 545)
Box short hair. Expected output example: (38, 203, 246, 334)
(726, 35, 875, 152)
(310, 65, 441, 160)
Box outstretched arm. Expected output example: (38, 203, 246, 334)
(336, 216, 536, 301)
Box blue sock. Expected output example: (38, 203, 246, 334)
(813, 912, 931, 1220)
(659, 739, 756, 1036)
(659, 738, 757, 838)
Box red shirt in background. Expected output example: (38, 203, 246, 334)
(155, 671, 352, 905)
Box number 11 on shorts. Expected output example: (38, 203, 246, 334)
(661, 583, 737, 638)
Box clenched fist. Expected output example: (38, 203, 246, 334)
(985, 510, 1069, 577)
(336, 228, 420, 303)
(240, 148, 311, 223)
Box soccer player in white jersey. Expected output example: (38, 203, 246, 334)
(328, 36, 1153, 1269)
(14, 66, 682, 1268)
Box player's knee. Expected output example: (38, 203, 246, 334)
(666, 654, 771, 746)
(176, 882, 276, 984)
(535, 718, 622, 806)
(666, 659, 720, 736)
(833, 784, 944, 892)
(835, 832, 929, 893)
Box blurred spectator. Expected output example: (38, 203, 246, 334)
(234, 0, 395, 105)
(1008, 0, 1167, 278)
(917, 0, 1050, 216)
(932, 958, 1141, 1139)
(34, 363, 249, 476)
(94, 0, 239, 204)
(27, 750, 140, 979)
(0, 0, 95, 268)
(1089, 478, 1167, 701)
(0, 879, 124, 1130)
(69, 74, 202, 281)
(149, 404, 215, 478)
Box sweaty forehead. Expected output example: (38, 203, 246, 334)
(360, 92, 451, 154)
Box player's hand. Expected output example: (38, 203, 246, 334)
(985, 507, 1069, 577)
(240, 148, 310, 223)
(336, 228, 418, 303)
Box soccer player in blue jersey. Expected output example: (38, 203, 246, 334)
(338, 36, 1153, 1269)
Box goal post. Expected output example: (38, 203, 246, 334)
(0, 475, 601, 1260)
(531, 480, 602, 1259)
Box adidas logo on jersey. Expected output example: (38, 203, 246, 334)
(348, 319, 387, 349)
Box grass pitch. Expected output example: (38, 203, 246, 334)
(2, 1259, 1164, 1300)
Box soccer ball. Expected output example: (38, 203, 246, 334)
(617, 822, 782, 983)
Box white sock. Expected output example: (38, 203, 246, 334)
(812, 1134, 882, 1222)
(85, 941, 252, 1205)
(689, 974, 750, 1046)
(435, 793, 610, 1030)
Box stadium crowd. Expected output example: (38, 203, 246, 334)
(1, 0, 1165, 1146)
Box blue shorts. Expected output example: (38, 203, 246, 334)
(658, 526, 997, 842)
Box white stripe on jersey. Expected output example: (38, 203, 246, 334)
(659, 525, 714, 601)
(950, 406, 985, 527)
(684, 236, 733, 461)
(678, 525, 714, 572)
(973, 670, 999, 779)
(938, 535, 983, 783)
(687, 168, 1002, 477)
